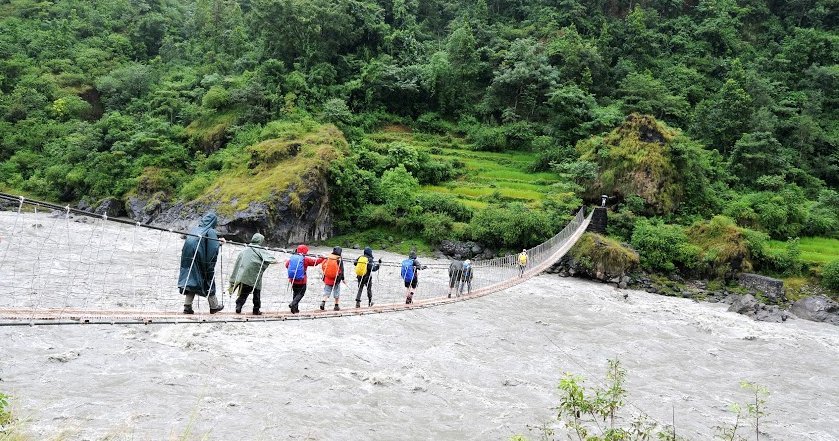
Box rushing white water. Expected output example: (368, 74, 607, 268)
(1, 274, 838, 440)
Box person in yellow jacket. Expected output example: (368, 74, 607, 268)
(518, 249, 528, 278)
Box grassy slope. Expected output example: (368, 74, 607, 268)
(768, 237, 839, 266)
(199, 123, 346, 215)
(364, 129, 561, 209)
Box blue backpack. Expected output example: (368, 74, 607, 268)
(287, 254, 306, 281)
(400, 258, 415, 283)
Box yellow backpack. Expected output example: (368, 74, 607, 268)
(355, 256, 369, 277)
(519, 252, 528, 265)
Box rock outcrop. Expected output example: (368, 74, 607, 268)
(547, 233, 638, 287)
(727, 294, 791, 323)
(124, 122, 344, 246)
(125, 183, 333, 246)
(791, 296, 839, 325)
(438, 240, 494, 260)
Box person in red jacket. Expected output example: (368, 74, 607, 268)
(285, 244, 325, 314)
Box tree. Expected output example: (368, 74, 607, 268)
(691, 79, 754, 155)
(619, 72, 689, 124)
(379, 164, 419, 213)
(489, 38, 558, 121)
(728, 132, 793, 184)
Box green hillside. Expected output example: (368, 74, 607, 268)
(0, 0, 836, 289)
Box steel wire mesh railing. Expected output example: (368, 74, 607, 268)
(0, 193, 590, 325)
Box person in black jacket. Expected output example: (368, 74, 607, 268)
(354, 246, 382, 308)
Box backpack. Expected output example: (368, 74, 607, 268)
(355, 256, 369, 277)
(400, 258, 416, 283)
(322, 257, 340, 282)
(287, 254, 306, 281)
(463, 263, 472, 279)
(519, 253, 528, 265)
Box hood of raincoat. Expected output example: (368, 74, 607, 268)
(364, 247, 373, 257)
(229, 234, 276, 290)
(199, 212, 218, 229)
(296, 244, 309, 254)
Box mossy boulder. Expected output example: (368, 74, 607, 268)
(126, 122, 348, 245)
(563, 232, 639, 280)
(576, 114, 697, 214)
(686, 216, 762, 280)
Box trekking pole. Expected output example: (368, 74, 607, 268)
(220, 248, 226, 308)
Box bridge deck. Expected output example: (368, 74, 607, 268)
(0, 193, 591, 326)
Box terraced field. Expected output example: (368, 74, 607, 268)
(768, 237, 839, 267)
(365, 129, 564, 209)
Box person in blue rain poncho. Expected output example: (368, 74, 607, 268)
(178, 212, 225, 314)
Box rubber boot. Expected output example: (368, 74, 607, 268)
(319, 301, 325, 311)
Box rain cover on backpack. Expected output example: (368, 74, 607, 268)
(287, 254, 306, 281)
(400, 258, 415, 283)
(355, 256, 369, 277)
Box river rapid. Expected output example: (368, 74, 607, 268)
(1, 274, 838, 440)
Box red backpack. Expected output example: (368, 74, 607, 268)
(322, 257, 340, 282)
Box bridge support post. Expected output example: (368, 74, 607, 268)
(586, 207, 607, 234)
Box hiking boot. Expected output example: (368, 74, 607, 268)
(319, 301, 325, 311)
(368, 300, 373, 307)
(235, 306, 242, 314)
(448, 293, 452, 298)
(183, 306, 194, 314)
(355, 301, 361, 308)
(210, 305, 224, 314)
(334, 304, 340, 311)
(252, 310, 263, 316)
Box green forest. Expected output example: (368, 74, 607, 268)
(0, 0, 837, 288)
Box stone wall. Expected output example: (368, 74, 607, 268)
(738, 273, 785, 304)
(586, 207, 607, 234)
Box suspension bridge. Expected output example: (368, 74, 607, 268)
(0, 193, 591, 326)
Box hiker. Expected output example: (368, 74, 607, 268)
(285, 244, 325, 314)
(354, 246, 382, 308)
(518, 249, 528, 277)
(228, 233, 277, 315)
(460, 259, 474, 295)
(320, 246, 347, 311)
(448, 259, 464, 298)
(178, 212, 226, 314)
(400, 251, 427, 304)
(449, 259, 474, 297)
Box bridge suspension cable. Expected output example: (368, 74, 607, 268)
(0, 192, 591, 326)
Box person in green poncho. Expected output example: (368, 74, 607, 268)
(228, 233, 277, 315)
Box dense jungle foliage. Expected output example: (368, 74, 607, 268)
(0, 0, 836, 283)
